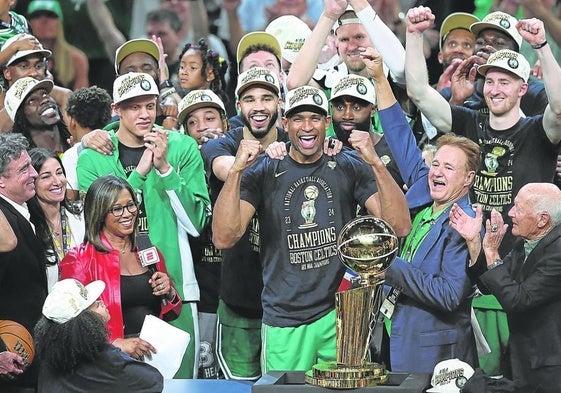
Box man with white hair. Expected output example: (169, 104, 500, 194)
(450, 182, 561, 392)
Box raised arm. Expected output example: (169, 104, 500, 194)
(519, 0, 561, 48)
(519, 18, 561, 144)
(212, 140, 260, 249)
(348, 0, 406, 84)
(405, 6, 452, 132)
(349, 130, 411, 237)
(86, 0, 126, 64)
(223, 0, 245, 55)
(287, 0, 346, 89)
(363, 47, 431, 204)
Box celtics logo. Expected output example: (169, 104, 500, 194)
(140, 79, 151, 91)
(456, 376, 468, 388)
(201, 94, 211, 102)
(507, 58, 519, 69)
(356, 83, 367, 95)
(499, 19, 510, 30)
(313, 94, 323, 106)
(265, 74, 275, 84)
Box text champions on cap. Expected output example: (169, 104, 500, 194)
(288, 87, 324, 108)
(240, 68, 276, 85)
(12, 79, 36, 101)
(184, 91, 213, 106)
(487, 50, 520, 68)
(332, 77, 369, 98)
(117, 74, 153, 98)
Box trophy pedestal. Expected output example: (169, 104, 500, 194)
(304, 361, 387, 389)
(252, 371, 430, 392)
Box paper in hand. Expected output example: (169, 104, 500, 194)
(139, 315, 191, 379)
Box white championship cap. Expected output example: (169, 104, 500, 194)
(235, 67, 280, 97)
(1, 33, 52, 66)
(178, 89, 226, 125)
(4, 77, 54, 121)
(427, 359, 475, 393)
(266, 15, 311, 64)
(477, 49, 530, 82)
(43, 279, 106, 324)
(285, 86, 329, 117)
(113, 72, 159, 104)
(470, 12, 523, 50)
(330, 74, 376, 105)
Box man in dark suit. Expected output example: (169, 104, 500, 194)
(450, 182, 561, 392)
(0, 133, 47, 392)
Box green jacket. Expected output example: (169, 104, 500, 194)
(77, 130, 211, 301)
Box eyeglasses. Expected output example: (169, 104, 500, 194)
(108, 201, 138, 217)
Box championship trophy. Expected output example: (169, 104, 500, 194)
(305, 216, 399, 389)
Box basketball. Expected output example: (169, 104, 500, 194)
(0, 320, 35, 368)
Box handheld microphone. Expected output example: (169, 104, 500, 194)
(136, 233, 167, 305)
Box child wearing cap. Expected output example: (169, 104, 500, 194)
(0, 1, 33, 87)
(35, 279, 164, 392)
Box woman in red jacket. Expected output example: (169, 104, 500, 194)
(60, 175, 182, 360)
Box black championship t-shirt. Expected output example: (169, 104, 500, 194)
(240, 149, 378, 327)
(451, 106, 560, 253)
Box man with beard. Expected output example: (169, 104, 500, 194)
(287, 0, 422, 141)
(435, 12, 478, 92)
(5, 77, 71, 154)
(287, 0, 406, 89)
(329, 74, 404, 189)
(267, 73, 405, 190)
(228, 30, 284, 130)
(212, 83, 410, 373)
(200, 67, 287, 380)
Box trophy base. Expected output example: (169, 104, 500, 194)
(252, 371, 431, 392)
(304, 361, 387, 389)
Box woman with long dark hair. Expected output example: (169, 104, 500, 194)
(28, 147, 84, 291)
(60, 175, 182, 360)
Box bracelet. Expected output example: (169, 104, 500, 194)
(159, 79, 173, 90)
(531, 41, 548, 49)
(159, 87, 176, 102)
(167, 288, 178, 301)
(487, 258, 504, 271)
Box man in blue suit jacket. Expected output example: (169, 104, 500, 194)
(363, 48, 479, 373)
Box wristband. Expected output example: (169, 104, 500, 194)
(159, 79, 173, 90)
(159, 87, 176, 102)
(531, 41, 548, 49)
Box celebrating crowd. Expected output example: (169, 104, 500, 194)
(1, 0, 561, 392)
